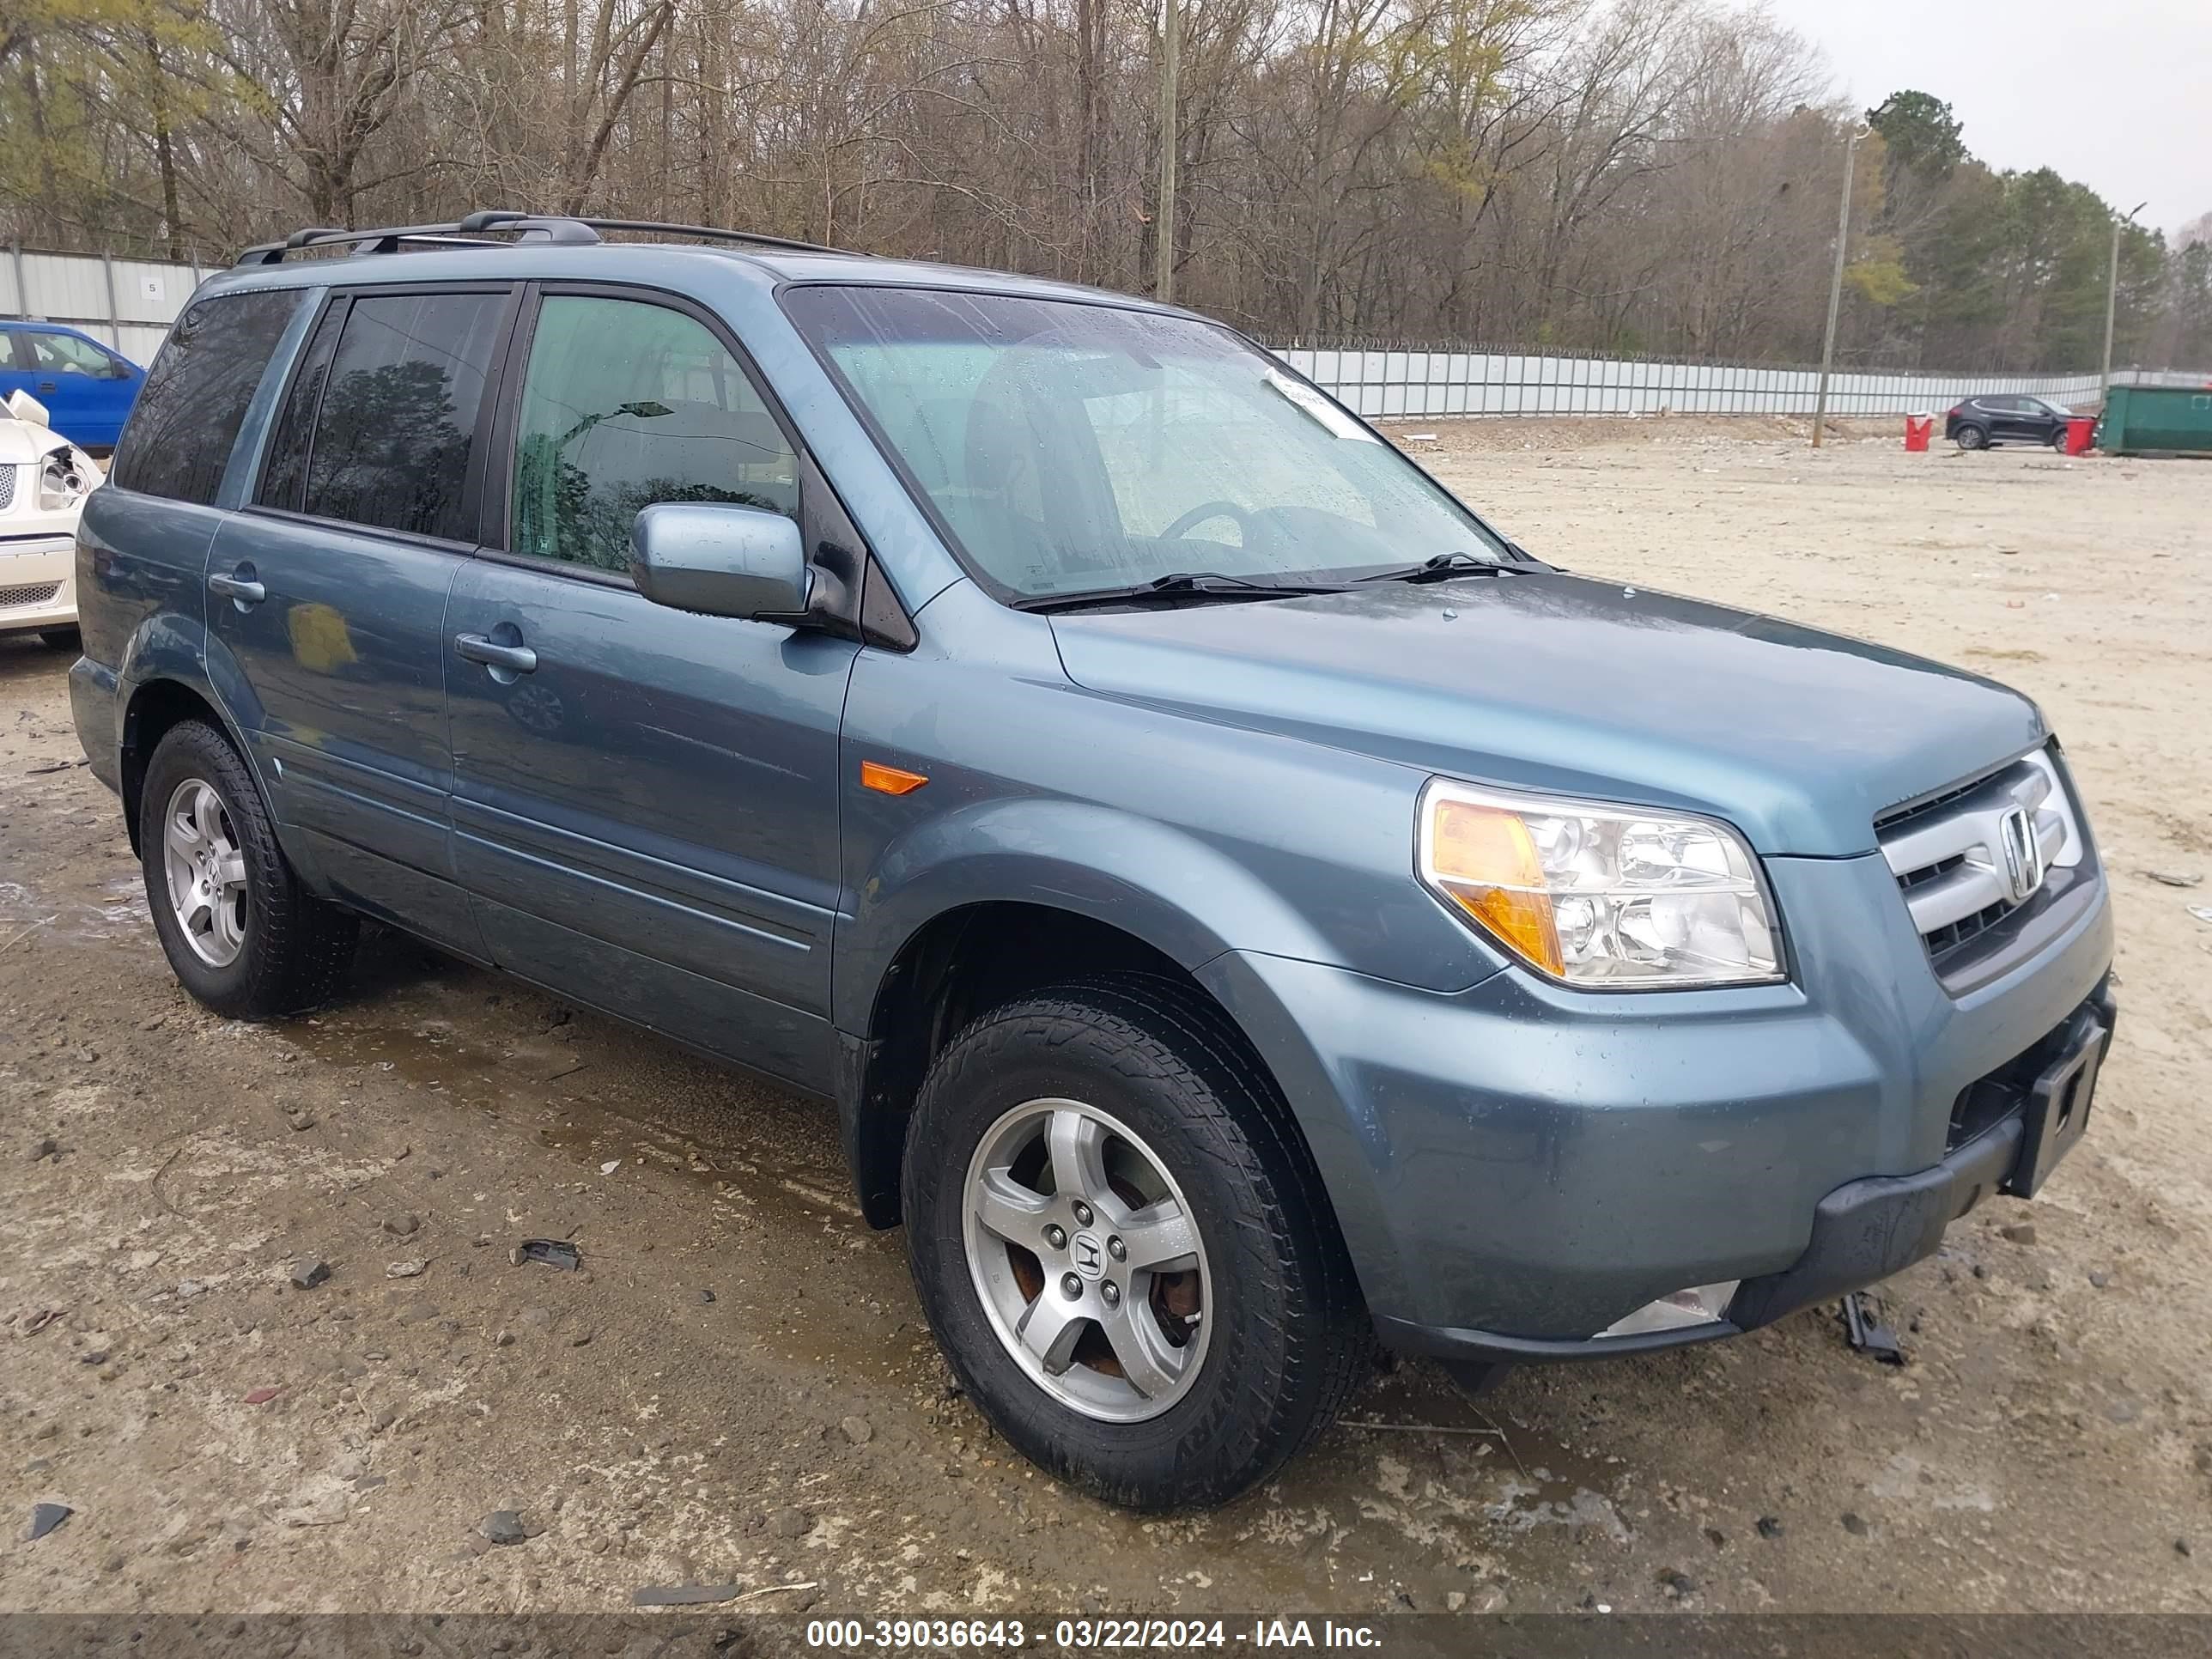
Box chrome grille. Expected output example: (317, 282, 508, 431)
(1878, 749, 2080, 969)
(0, 580, 62, 610)
(0, 465, 15, 512)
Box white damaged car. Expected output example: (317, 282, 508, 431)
(1, 389, 100, 648)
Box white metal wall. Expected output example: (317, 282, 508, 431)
(5, 245, 2202, 411)
(1273, 346, 2200, 421)
(2, 246, 207, 365)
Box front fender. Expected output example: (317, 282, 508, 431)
(833, 802, 1424, 1277)
(832, 797, 1334, 1035)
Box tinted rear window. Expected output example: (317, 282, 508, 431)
(110, 289, 303, 505)
(300, 291, 507, 540)
(255, 302, 347, 514)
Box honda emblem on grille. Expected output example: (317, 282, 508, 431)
(1996, 805, 2045, 904)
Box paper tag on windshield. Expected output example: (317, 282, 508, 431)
(1265, 369, 1378, 442)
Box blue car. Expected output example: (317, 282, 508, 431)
(68, 213, 2114, 1510)
(0, 320, 146, 450)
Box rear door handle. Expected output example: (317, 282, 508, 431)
(36, 380, 56, 393)
(207, 571, 266, 605)
(454, 633, 538, 675)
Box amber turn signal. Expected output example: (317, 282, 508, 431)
(860, 760, 929, 796)
(1421, 794, 1564, 976)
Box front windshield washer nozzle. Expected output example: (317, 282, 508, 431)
(1440, 608, 1456, 620)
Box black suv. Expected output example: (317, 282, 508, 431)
(1945, 395, 2075, 450)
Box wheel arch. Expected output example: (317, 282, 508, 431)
(833, 799, 1347, 1226)
(839, 899, 1348, 1261)
(120, 678, 254, 854)
(114, 616, 270, 855)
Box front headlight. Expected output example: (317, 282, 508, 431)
(1417, 778, 1784, 988)
(37, 453, 89, 512)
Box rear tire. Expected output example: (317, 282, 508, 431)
(902, 975, 1370, 1510)
(138, 720, 357, 1018)
(1956, 423, 1989, 450)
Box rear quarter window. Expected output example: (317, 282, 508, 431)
(110, 289, 304, 505)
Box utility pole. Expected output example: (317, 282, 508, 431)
(1155, 0, 1180, 304)
(1811, 129, 1859, 449)
(2102, 200, 2148, 401)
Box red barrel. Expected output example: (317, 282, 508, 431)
(2064, 416, 2094, 456)
(1904, 415, 1932, 452)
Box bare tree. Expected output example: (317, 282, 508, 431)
(0, 0, 2191, 371)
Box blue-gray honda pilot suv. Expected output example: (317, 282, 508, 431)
(68, 213, 2116, 1510)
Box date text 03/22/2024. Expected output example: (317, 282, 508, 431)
(803, 1620, 1383, 1650)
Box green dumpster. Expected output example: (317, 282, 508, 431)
(2095, 383, 2212, 456)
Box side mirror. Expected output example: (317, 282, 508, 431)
(630, 502, 811, 623)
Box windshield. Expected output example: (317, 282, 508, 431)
(781, 285, 1510, 600)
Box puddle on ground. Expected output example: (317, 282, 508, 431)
(0, 876, 149, 944)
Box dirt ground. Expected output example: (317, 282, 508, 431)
(3, 420, 2208, 1620)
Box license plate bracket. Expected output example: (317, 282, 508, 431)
(2003, 1012, 2109, 1199)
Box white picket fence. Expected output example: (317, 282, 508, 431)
(6, 245, 2202, 416)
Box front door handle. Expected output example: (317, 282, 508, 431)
(454, 633, 538, 675)
(208, 570, 266, 606)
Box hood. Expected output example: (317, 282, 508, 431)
(0, 417, 69, 466)
(1048, 571, 2045, 857)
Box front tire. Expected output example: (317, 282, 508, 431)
(903, 975, 1370, 1510)
(39, 626, 81, 652)
(138, 720, 357, 1018)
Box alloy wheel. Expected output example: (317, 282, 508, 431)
(962, 1097, 1212, 1423)
(161, 777, 248, 967)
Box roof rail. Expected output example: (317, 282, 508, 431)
(459, 210, 849, 256)
(235, 216, 594, 266)
(236, 210, 850, 267)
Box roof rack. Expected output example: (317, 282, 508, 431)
(235, 210, 850, 267)
(464, 210, 846, 256)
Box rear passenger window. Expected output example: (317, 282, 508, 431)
(301, 291, 507, 541)
(111, 289, 303, 505)
(256, 302, 346, 513)
(509, 295, 796, 573)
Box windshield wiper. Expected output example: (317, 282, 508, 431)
(1355, 551, 1535, 585)
(1012, 570, 1347, 614)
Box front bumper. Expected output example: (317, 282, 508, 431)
(0, 533, 77, 631)
(1198, 848, 2115, 1354)
(1381, 982, 2112, 1364)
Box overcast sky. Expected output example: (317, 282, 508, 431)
(1761, 0, 2209, 237)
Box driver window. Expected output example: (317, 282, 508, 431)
(510, 295, 797, 573)
(24, 330, 117, 377)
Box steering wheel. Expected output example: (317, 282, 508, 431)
(1160, 500, 1253, 541)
